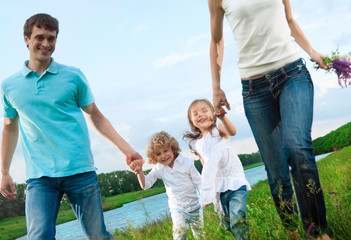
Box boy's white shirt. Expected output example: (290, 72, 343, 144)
(144, 154, 202, 213)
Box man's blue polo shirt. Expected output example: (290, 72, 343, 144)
(1, 59, 96, 180)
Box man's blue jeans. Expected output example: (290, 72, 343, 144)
(25, 171, 113, 240)
(241, 58, 328, 237)
(220, 186, 249, 240)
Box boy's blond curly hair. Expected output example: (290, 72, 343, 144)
(146, 131, 181, 164)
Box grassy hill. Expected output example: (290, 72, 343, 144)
(312, 121, 351, 155)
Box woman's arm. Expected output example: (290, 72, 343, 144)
(283, 0, 327, 69)
(208, 0, 231, 111)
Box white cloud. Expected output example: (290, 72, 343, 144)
(152, 51, 205, 68)
(134, 22, 150, 34)
(186, 35, 206, 47)
(312, 115, 351, 139)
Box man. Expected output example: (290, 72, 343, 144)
(0, 13, 142, 239)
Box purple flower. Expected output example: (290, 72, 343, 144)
(313, 49, 351, 88)
(332, 59, 351, 87)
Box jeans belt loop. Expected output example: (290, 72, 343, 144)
(249, 79, 253, 92)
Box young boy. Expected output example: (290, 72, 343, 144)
(132, 131, 204, 240)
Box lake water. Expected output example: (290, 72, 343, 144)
(17, 153, 331, 239)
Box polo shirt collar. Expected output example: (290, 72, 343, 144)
(22, 58, 59, 76)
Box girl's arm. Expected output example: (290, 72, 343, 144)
(282, 0, 327, 69)
(208, 0, 230, 112)
(217, 112, 236, 138)
(198, 153, 205, 165)
(189, 160, 202, 192)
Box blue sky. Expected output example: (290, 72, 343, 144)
(0, 0, 350, 183)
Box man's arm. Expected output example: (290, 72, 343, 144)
(81, 103, 142, 166)
(0, 116, 19, 199)
(208, 0, 230, 112)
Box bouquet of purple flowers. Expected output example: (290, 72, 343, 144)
(314, 49, 351, 88)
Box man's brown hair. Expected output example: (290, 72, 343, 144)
(23, 13, 59, 38)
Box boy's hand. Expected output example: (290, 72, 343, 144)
(130, 159, 144, 174)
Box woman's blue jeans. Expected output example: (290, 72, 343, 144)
(220, 186, 249, 240)
(25, 171, 113, 240)
(241, 58, 327, 237)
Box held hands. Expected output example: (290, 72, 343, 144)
(213, 88, 230, 113)
(125, 151, 144, 174)
(0, 174, 17, 200)
(129, 159, 144, 174)
(214, 107, 227, 120)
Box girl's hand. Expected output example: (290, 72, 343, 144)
(202, 203, 213, 208)
(214, 107, 226, 120)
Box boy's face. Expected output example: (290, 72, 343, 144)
(190, 102, 214, 132)
(155, 146, 175, 167)
(24, 25, 57, 64)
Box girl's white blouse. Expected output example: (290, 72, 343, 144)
(191, 127, 251, 206)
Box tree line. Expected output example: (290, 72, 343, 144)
(312, 121, 351, 155)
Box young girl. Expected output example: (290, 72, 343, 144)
(132, 131, 204, 240)
(183, 99, 251, 240)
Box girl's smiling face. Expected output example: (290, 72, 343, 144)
(190, 102, 215, 134)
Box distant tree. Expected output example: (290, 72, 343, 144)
(194, 159, 203, 173)
(238, 151, 262, 166)
(0, 183, 26, 220)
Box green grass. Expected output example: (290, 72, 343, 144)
(115, 146, 351, 240)
(2, 147, 349, 240)
(0, 187, 165, 240)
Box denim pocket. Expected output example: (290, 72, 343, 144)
(242, 89, 252, 99)
(286, 63, 310, 79)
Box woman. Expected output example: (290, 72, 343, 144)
(208, 0, 331, 239)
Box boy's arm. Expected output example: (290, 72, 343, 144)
(0, 117, 19, 200)
(81, 103, 143, 167)
(136, 167, 146, 190)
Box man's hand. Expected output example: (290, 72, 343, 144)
(129, 159, 144, 174)
(213, 88, 230, 112)
(0, 174, 17, 200)
(125, 151, 144, 173)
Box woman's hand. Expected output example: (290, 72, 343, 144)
(213, 88, 230, 112)
(310, 50, 328, 70)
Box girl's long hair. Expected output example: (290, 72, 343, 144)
(183, 99, 227, 154)
(183, 99, 217, 141)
